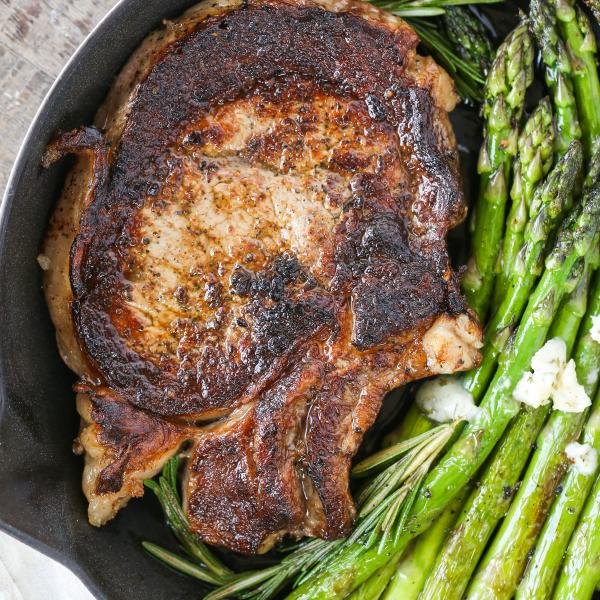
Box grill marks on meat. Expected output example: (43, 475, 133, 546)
(42, 0, 483, 554)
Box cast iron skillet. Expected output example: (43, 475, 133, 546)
(0, 2, 523, 598)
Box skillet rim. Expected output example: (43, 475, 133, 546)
(0, 1, 138, 598)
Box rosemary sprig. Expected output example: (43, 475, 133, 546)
(142, 542, 224, 586)
(365, 0, 498, 101)
(143, 423, 456, 600)
(371, 0, 500, 18)
(142, 458, 232, 580)
(295, 423, 455, 587)
(410, 17, 487, 101)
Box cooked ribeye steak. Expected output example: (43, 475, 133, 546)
(41, 0, 482, 554)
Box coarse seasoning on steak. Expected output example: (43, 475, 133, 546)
(41, 0, 483, 554)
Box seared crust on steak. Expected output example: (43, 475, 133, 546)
(41, 0, 482, 554)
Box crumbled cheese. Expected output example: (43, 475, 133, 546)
(551, 359, 591, 413)
(37, 253, 51, 271)
(586, 367, 599, 388)
(565, 442, 598, 476)
(530, 337, 567, 375)
(513, 338, 567, 408)
(416, 376, 481, 423)
(512, 371, 555, 408)
(591, 315, 600, 344)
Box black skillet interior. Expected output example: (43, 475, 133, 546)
(0, 2, 526, 598)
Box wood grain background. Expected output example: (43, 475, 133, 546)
(0, 0, 117, 194)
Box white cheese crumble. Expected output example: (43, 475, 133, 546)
(513, 339, 591, 413)
(36, 253, 51, 271)
(416, 376, 481, 423)
(591, 315, 600, 344)
(513, 338, 566, 408)
(587, 367, 599, 388)
(565, 442, 598, 476)
(551, 359, 592, 413)
(530, 338, 568, 374)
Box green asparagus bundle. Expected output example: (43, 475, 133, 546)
(555, 0, 600, 157)
(380, 137, 579, 599)
(414, 13, 599, 596)
(462, 19, 534, 319)
(516, 271, 600, 599)
(466, 278, 599, 599)
(464, 155, 599, 598)
(415, 224, 596, 600)
(490, 99, 555, 326)
(531, 0, 582, 155)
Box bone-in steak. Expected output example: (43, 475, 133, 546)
(41, 0, 482, 554)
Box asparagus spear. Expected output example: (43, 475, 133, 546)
(516, 271, 600, 600)
(467, 154, 600, 600)
(555, 0, 600, 157)
(463, 141, 583, 399)
(492, 98, 556, 309)
(462, 19, 534, 319)
(553, 422, 600, 600)
(531, 0, 582, 156)
(286, 167, 600, 600)
(461, 152, 600, 596)
(443, 7, 493, 75)
(381, 492, 466, 599)
(346, 555, 401, 600)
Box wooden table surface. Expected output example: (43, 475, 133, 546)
(0, 0, 118, 195)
